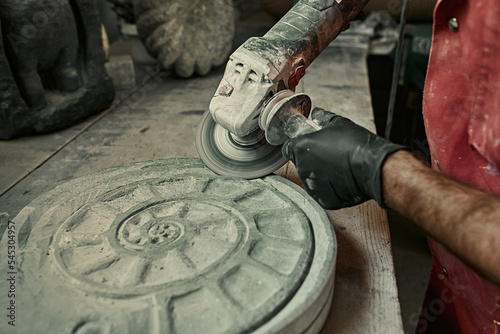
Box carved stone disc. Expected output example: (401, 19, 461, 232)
(0, 159, 336, 334)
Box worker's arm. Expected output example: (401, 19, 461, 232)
(382, 150, 500, 286)
(282, 108, 500, 285)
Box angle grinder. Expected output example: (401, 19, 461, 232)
(196, 90, 320, 178)
(196, 0, 368, 179)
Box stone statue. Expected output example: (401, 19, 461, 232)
(0, 0, 115, 139)
(109, 0, 235, 78)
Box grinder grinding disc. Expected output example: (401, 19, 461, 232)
(196, 110, 287, 179)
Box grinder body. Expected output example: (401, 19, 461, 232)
(209, 0, 368, 137)
(197, 0, 368, 179)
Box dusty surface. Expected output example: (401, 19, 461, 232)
(0, 159, 336, 333)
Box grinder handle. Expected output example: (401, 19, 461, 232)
(243, 0, 369, 81)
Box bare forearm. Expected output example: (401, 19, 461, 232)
(382, 150, 500, 285)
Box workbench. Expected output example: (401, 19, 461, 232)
(0, 6, 403, 333)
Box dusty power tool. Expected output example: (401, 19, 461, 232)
(196, 0, 368, 178)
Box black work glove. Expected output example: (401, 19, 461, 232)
(282, 108, 405, 210)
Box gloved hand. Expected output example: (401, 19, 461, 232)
(282, 108, 405, 210)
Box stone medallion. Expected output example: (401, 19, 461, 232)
(0, 159, 336, 334)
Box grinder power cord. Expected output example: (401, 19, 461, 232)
(282, 108, 405, 210)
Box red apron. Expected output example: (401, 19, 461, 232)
(419, 0, 500, 332)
